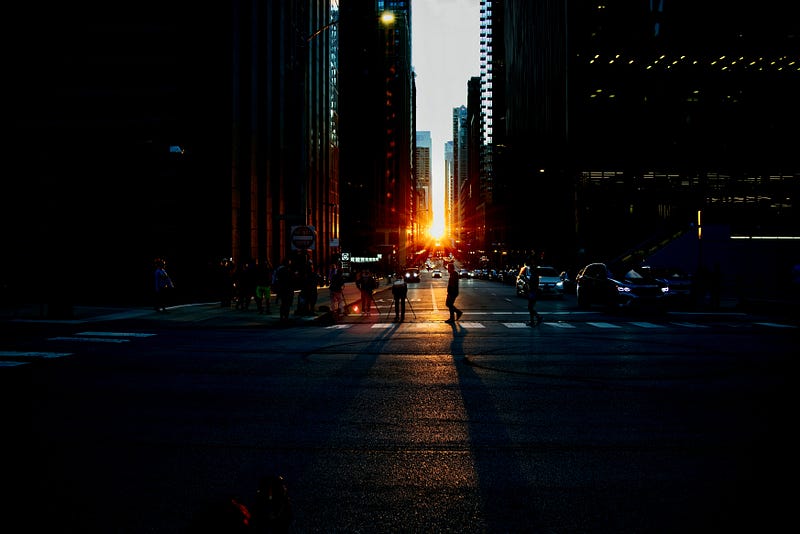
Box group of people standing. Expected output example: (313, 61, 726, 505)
(154, 256, 547, 327)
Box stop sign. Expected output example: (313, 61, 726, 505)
(291, 225, 316, 250)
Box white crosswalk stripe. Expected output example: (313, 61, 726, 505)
(0, 351, 74, 367)
(77, 331, 157, 338)
(629, 322, 666, 328)
(542, 322, 577, 328)
(49, 336, 131, 343)
(585, 322, 621, 329)
(47, 331, 160, 343)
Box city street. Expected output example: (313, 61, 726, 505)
(2, 275, 797, 532)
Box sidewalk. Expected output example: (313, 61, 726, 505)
(2, 282, 395, 328)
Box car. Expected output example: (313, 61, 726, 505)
(431, 269, 443, 279)
(643, 265, 693, 303)
(403, 267, 421, 283)
(575, 262, 669, 309)
(515, 265, 565, 298)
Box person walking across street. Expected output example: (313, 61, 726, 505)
(444, 262, 463, 323)
(524, 261, 543, 327)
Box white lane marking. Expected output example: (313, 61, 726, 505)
(754, 322, 796, 328)
(630, 322, 665, 328)
(670, 322, 710, 328)
(543, 322, 577, 328)
(77, 331, 156, 337)
(48, 337, 130, 343)
(430, 287, 439, 312)
(457, 322, 485, 328)
(325, 324, 352, 329)
(503, 323, 530, 328)
(0, 351, 73, 359)
(586, 322, 621, 329)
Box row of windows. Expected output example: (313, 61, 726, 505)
(583, 53, 799, 72)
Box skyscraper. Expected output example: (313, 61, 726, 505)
(339, 1, 414, 270)
(415, 131, 432, 243)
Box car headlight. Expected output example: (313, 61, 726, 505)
(661, 287, 670, 294)
(616, 285, 631, 293)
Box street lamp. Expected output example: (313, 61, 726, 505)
(380, 12, 396, 25)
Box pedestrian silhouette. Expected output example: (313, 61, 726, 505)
(444, 262, 463, 323)
(153, 258, 174, 312)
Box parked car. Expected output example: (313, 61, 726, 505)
(403, 267, 421, 283)
(575, 262, 669, 309)
(515, 266, 565, 298)
(431, 269, 443, 279)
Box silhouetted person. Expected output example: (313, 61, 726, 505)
(329, 265, 346, 319)
(254, 259, 273, 314)
(391, 276, 407, 321)
(444, 262, 463, 323)
(153, 258, 174, 312)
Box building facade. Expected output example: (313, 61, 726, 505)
(338, 0, 415, 271)
(482, 0, 799, 269)
(415, 131, 432, 245)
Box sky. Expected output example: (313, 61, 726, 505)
(412, 0, 481, 236)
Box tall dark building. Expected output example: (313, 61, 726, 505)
(338, 1, 414, 270)
(484, 0, 799, 267)
(4, 0, 341, 311)
(231, 0, 339, 274)
(6, 2, 233, 310)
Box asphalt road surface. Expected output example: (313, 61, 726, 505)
(2, 277, 796, 532)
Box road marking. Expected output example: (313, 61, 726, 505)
(49, 336, 131, 343)
(429, 287, 439, 312)
(0, 351, 74, 367)
(670, 322, 710, 328)
(0, 351, 73, 359)
(543, 322, 577, 328)
(754, 322, 796, 328)
(586, 322, 621, 329)
(502, 322, 530, 328)
(77, 331, 156, 337)
(457, 322, 485, 328)
(629, 322, 665, 328)
(325, 324, 352, 329)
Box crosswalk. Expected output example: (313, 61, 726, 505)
(1, 331, 157, 368)
(2, 319, 794, 368)
(333, 319, 796, 331)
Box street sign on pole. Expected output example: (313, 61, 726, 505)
(291, 225, 316, 250)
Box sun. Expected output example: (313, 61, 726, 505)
(427, 221, 445, 241)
